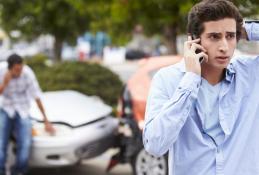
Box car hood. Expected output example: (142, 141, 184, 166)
(30, 90, 112, 127)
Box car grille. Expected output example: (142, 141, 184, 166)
(75, 135, 115, 159)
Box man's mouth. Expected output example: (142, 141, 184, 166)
(216, 56, 229, 60)
(215, 56, 230, 64)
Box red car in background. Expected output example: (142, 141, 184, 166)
(109, 55, 181, 175)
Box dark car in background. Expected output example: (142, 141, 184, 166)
(109, 55, 181, 175)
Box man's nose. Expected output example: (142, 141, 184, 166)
(219, 38, 229, 53)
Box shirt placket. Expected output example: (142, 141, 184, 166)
(216, 80, 232, 175)
(216, 147, 224, 175)
(218, 80, 232, 136)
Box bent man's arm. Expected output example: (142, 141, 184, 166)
(35, 98, 55, 134)
(26, 66, 55, 134)
(143, 70, 201, 157)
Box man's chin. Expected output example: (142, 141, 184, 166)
(12, 75, 21, 78)
(204, 61, 230, 70)
(215, 59, 231, 67)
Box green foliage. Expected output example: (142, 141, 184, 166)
(0, 0, 89, 41)
(0, 0, 91, 60)
(0, 0, 258, 53)
(88, 0, 259, 47)
(26, 55, 123, 106)
(25, 54, 49, 70)
(101, 0, 200, 45)
(79, 0, 202, 52)
(233, 0, 259, 18)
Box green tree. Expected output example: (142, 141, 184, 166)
(106, 0, 200, 54)
(234, 0, 259, 18)
(0, 0, 90, 61)
(94, 0, 258, 54)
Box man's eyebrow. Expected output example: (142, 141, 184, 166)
(206, 32, 236, 35)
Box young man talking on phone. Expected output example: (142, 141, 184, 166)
(0, 54, 55, 175)
(143, 0, 259, 174)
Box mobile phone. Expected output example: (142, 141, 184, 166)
(191, 34, 204, 63)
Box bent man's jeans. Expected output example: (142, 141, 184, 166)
(0, 109, 32, 175)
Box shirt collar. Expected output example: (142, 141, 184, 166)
(178, 58, 236, 83)
(225, 63, 236, 83)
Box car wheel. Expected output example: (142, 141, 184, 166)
(131, 148, 168, 175)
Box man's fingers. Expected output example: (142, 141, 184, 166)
(188, 35, 192, 41)
(197, 52, 209, 62)
(190, 43, 207, 52)
(187, 38, 200, 44)
(185, 38, 201, 48)
(45, 123, 56, 135)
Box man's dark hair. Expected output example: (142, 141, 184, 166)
(187, 0, 243, 40)
(7, 54, 23, 69)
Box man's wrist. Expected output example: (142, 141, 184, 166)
(43, 117, 49, 123)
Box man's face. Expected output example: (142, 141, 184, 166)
(200, 18, 237, 70)
(10, 63, 23, 78)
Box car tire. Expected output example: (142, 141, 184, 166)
(131, 147, 168, 175)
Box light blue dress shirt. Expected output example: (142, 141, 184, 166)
(143, 22, 259, 175)
(196, 79, 225, 146)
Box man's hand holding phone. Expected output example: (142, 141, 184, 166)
(184, 36, 208, 75)
(0, 71, 12, 94)
(3, 71, 12, 87)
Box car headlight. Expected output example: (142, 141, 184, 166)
(32, 122, 73, 137)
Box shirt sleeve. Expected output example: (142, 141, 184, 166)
(238, 22, 259, 77)
(25, 66, 42, 99)
(143, 71, 201, 157)
(244, 22, 259, 41)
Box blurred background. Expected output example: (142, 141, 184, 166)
(0, 0, 258, 175)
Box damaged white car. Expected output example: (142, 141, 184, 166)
(27, 90, 118, 167)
